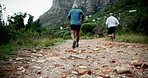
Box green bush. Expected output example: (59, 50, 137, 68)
(81, 23, 96, 34)
(0, 26, 17, 45)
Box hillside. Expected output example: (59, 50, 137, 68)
(88, 0, 148, 35)
(38, 0, 119, 27)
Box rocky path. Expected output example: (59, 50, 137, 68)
(1, 38, 148, 78)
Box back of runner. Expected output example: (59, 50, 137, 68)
(106, 13, 119, 42)
(68, 4, 84, 49)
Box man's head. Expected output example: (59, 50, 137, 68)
(72, 4, 78, 9)
(109, 13, 114, 16)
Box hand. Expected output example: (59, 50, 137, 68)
(81, 21, 84, 23)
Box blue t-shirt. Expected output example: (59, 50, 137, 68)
(68, 9, 84, 25)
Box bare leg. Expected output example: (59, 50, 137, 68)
(107, 34, 113, 42)
(71, 30, 75, 40)
(107, 34, 112, 38)
(76, 31, 80, 43)
(71, 30, 77, 49)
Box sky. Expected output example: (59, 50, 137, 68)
(1, 0, 53, 23)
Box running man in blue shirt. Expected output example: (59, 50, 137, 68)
(68, 4, 84, 49)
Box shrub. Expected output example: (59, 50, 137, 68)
(0, 26, 17, 45)
(93, 25, 104, 36)
(81, 23, 96, 34)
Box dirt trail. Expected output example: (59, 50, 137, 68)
(1, 38, 148, 78)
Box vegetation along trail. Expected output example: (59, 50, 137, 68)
(1, 38, 148, 78)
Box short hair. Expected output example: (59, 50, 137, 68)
(109, 13, 113, 16)
(72, 4, 78, 9)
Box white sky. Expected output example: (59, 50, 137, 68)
(1, 0, 53, 23)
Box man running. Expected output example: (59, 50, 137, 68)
(68, 4, 84, 49)
(106, 13, 119, 42)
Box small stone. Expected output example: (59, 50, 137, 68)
(54, 64, 64, 67)
(141, 62, 148, 68)
(22, 69, 26, 73)
(73, 49, 78, 53)
(32, 49, 37, 53)
(70, 55, 87, 59)
(23, 65, 30, 68)
(61, 75, 67, 78)
(37, 71, 42, 74)
(80, 74, 90, 78)
(124, 64, 133, 68)
(93, 48, 99, 51)
(115, 66, 131, 74)
(79, 66, 88, 69)
(9, 59, 13, 61)
(31, 59, 36, 62)
(46, 57, 61, 61)
(33, 66, 41, 69)
(72, 71, 78, 74)
(38, 76, 43, 78)
(37, 60, 46, 63)
(32, 53, 43, 57)
(127, 46, 133, 49)
(44, 76, 49, 78)
(102, 57, 105, 58)
(128, 52, 138, 55)
(77, 69, 91, 75)
(65, 49, 73, 52)
(17, 67, 26, 73)
(16, 58, 24, 61)
(87, 50, 94, 53)
(17, 67, 25, 71)
(81, 48, 86, 52)
(131, 60, 142, 66)
(101, 65, 108, 68)
(117, 50, 124, 53)
(104, 75, 111, 78)
(110, 59, 116, 63)
(118, 76, 123, 78)
(97, 74, 111, 78)
(125, 73, 135, 77)
(16, 71, 23, 75)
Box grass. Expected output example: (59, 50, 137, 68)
(0, 44, 19, 60)
(115, 33, 148, 44)
(0, 38, 66, 60)
(106, 33, 148, 44)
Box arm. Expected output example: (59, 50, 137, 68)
(106, 18, 109, 27)
(116, 19, 119, 26)
(80, 12, 84, 21)
(82, 15, 84, 21)
(68, 16, 71, 20)
(68, 11, 71, 20)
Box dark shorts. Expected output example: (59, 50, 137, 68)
(107, 27, 116, 34)
(70, 25, 81, 31)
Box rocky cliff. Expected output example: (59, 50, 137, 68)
(39, 0, 119, 27)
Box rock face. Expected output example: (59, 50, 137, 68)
(39, 0, 119, 27)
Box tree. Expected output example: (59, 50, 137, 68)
(31, 19, 42, 35)
(26, 14, 34, 29)
(8, 12, 27, 30)
(0, 4, 6, 26)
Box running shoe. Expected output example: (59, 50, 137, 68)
(72, 39, 76, 49)
(112, 33, 115, 39)
(76, 43, 79, 47)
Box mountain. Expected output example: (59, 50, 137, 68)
(39, 0, 120, 27)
